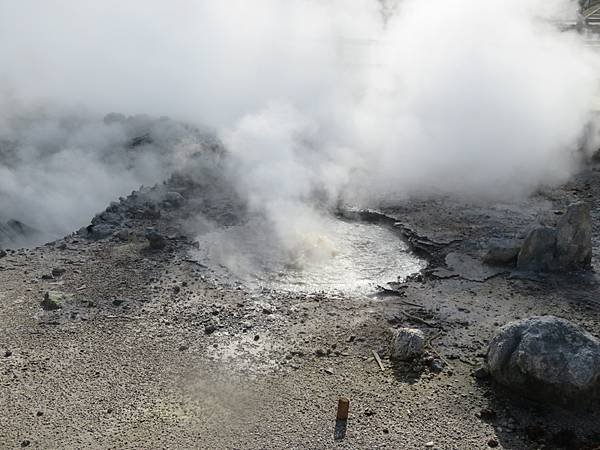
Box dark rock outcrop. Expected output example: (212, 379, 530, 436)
(508, 202, 592, 272)
(516, 226, 557, 271)
(555, 202, 592, 270)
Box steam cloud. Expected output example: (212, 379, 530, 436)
(0, 0, 599, 247)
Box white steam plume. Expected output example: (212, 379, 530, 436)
(0, 0, 599, 249)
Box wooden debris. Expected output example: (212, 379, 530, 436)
(372, 350, 385, 372)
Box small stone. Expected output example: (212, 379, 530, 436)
(0, 249, 6, 258)
(162, 191, 185, 207)
(41, 291, 67, 311)
(425, 442, 434, 447)
(429, 359, 445, 373)
(41, 274, 53, 280)
(112, 299, 124, 306)
(115, 229, 130, 241)
(51, 267, 66, 277)
(487, 438, 499, 448)
(478, 408, 496, 421)
(253, 335, 260, 341)
(390, 328, 425, 361)
(21, 441, 30, 448)
(324, 368, 334, 375)
(36, 411, 43, 417)
(145, 228, 166, 250)
(204, 324, 217, 335)
(4, 350, 11, 357)
(178, 344, 189, 351)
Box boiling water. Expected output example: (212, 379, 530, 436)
(192, 217, 425, 295)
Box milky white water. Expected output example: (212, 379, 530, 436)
(192, 217, 425, 295)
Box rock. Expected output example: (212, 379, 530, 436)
(145, 228, 166, 250)
(85, 223, 117, 240)
(204, 324, 217, 335)
(94, 211, 123, 225)
(487, 316, 600, 407)
(483, 239, 521, 266)
(51, 267, 66, 277)
(478, 408, 496, 421)
(390, 328, 425, 361)
(115, 229, 130, 241)
(41, 291, 68, 310)
(555, 202, 592, 270)
(515, 203, 592, 272)
(429, 358, 445, 373)
(162, 191, 185, 208)
(516, 226, 557, 271)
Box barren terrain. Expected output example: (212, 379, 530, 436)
(0, 160, 599, 449)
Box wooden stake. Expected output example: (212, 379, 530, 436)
(337, 397, 350, 421)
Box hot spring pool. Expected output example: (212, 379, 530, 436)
(192, 216, 425, 296)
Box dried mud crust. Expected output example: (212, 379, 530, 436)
(1, 170, 600, 449)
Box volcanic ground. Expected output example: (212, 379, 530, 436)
(0, 137, 599, 450)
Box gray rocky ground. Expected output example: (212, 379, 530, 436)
(1, 156, 600, 449)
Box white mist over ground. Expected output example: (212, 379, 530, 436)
(1, 0, 599, 287)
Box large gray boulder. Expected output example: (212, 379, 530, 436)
(487, 316, 600, 407)
(555, 202, 592, 270)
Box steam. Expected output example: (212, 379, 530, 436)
(0, 0, 599, 250)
